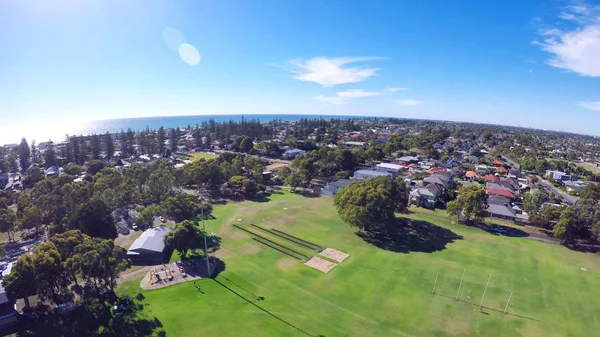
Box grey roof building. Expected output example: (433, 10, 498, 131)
(353, 169, 392, 180)
(127, 226, 173, 265)
(322, 179, 352, 197)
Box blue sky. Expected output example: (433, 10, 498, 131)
(0, 0, 599, 141)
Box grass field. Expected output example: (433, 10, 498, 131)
(118, 191, 600, 337)
(188, 152, 218, 161)
(547, 158, 600, 175)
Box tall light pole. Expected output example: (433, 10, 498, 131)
(199, 188, 211, 278)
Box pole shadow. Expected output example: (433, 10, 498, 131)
(212, 278, 314, 336)
(431, 293, 539, 322)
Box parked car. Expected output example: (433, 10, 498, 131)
(158, 216, 165, 223)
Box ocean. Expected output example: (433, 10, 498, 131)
(0, 114, 370, 145)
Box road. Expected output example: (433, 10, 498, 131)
(213, 150, 292, 165)
(502, 155, 579, 204)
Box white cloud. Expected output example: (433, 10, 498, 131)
(395, 100, 423, 106)
(313, 87, 405, 104)
(383, 87, 408, 93)
(289, 57, 384, 87)
(578, 101, 600, 111)
(536, 3, 600, 76)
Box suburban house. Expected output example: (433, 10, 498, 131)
(45, 166, 60, 178)
(410, 185, 441, 208)
(486, 202, 517, 221)
(396, 156, 419, 165)
(352, 169, 392, 180)
(486, 187, 516, 200)
(344, 141, 365, 147)
(482, 174, 499, 182)
(465, 171, 480, 180)
(423, 172, 453, 189)
(496, 166, 509, 175)
(546, 170, 572, 181)
(127, 226, 173, 265)
(282, 149, 306, 159)
(564, 180, 587, 194)
(443, 160, 460, 169)
(322, 179, 352, 197)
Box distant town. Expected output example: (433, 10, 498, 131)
(1, 116, 600, 333)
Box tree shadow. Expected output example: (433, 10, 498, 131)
(16, 295, 166, 337)
(563, 239, 600, 253)
(466, 221, 528, 238)
(248, 194, 271, 203)
(356, 217, 463, 253)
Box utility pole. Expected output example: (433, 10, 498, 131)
(199, 188, 211, 278)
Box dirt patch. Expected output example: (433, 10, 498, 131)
(319, 248, 349, 263)
(118, 266, 151, 284)
(238, 242, 262, 255)
(115, 230, 142, 249)
(266, 162, 289, 171)
(276, 257, 297, 271)
(215, 249, 235, 260)
(305, 256, 337, 273)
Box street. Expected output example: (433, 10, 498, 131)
(501, 155, 579, 204)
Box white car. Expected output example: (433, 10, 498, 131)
(158, 216, 165, 223)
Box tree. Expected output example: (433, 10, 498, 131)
(145, 167, 175, 203)
(163, 220, 204, 258)
(334, 176, 409, 231)
(71, 199, 117, 239)
(22, 166, 45, 188)
(522, 189, 549, 214)
(136, 204, 161, 227)
(285, 172, 302, 192)
(580, 184, 600, 200)
(104, 132, 115, 159)
(8, 154, 18, 173)
(157, 127, 166, 155)
(0, 208, 17, 242)
(446, 185, 488, 223)
(228, 176, 258, 197)
(240, 137, 254, 153)
(43, 142, 57, 168)
(3, 253, 37, 308)
(161, 194, 200, 222)
(553, 208, 578, 243)
(20, 205, 43, 234)
(87, 159, 105, 176)
(68, 237, 129, 293)
(18, 138, 30, 172)
(90, 134, 101, 159)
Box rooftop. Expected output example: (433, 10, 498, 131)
(128, 226, 173, 254)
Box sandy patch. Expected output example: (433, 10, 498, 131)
(215, 249, 235, 260)
(266, 162, 289, 171)
(239, 242, 262, 255)
(276, 257, 297, 271)
(319, 248, 349, 263)
(305, 256, 337, 273)
(115, 230, 142, 249)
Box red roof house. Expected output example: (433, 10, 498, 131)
(496, 166, 508, 174)
(427, 167, 446, 175)
(486, 188, 515, 199)
(482, 174, 498, 182)
(493, 159, 504, 166)
(465, 171, 480, 179)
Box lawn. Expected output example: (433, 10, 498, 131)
(118, 191, 600, 337)
(547, 158, 600, 175)
(188, 152, 218, 162)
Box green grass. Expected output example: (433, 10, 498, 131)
(188, 152, 218, 162)
(547, 158, 600, 175)
(118, 191, 600, 337)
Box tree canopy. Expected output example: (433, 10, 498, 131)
(446, 184, 488, 222)
(163, 220, 205, 258)
(334, 176, 409, 231)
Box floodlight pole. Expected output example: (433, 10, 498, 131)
(432, 272, 439, 294)
(479, 273, 491, 311)
(456, 269, 466, 300)
(504, 291, 513, 314)
(200, 188, 211, 278)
